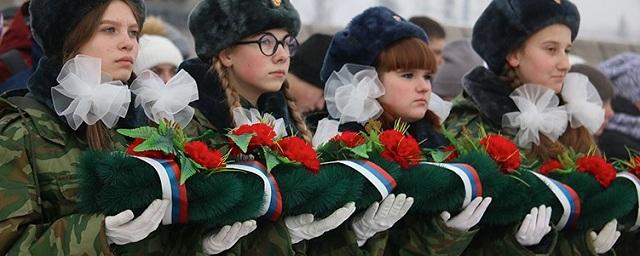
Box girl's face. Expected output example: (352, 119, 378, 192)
(507, 24, 572, 93)
(219, 28, 293, 105)
(77, 0, 139, 82)
(378, 69, 432, 123)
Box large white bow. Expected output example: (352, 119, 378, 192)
(561, 72, 604, 135)
(130, 70, 199, 128)
(324, 64, 385, 124)
(428, 93, 452, 124)
(502, 84, 568, 148)
(51, 55, 131, 130)
(232, 107, 287, 137)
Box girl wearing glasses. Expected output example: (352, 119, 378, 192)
(180, 0, 358, 254)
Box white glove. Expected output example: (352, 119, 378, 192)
(105, 199, 169, 245)
(515, 205, 552, 246)
(441, 197, 492, 232)
(285, 202, 356, 244)
(590, 219, 621, 254)
(202, 220, 257, 255)
(351, 194, 414, 246)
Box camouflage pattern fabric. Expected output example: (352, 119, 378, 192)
(386, 215, 477, 256)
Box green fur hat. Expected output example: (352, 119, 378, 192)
(188, 0, 301, 63)
(29, 0, 146, 63)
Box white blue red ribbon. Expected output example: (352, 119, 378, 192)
(226, 161, 283, 221)
(532, 172, 581, 230)
(616, 171, 640, 231)
(420, 162, 483, 208)
(133, 156, 189, 225)
(322, 160, 397, 199)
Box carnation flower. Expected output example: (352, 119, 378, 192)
(229, 123, 277, 155)
(184, 141, 225, 170)
(576, 156, 617, 188)
(127, 138, 172, 160)
(276, 136, 320, 173)
(379, 130, 422, 169)
(479, 135, 521, 174)
(539, 160, 563, 176)
(331, 131, 366, 148)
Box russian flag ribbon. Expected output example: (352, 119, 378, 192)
(226, 161, 283, 221)
(532, 172, 581, 230)
(133, 156, 189, 225)
(322, 160, 397, 199)
(420, 162, 483, 208)
(616, 171, 640, 231)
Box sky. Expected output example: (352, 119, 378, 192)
(290, 0, 640, 44)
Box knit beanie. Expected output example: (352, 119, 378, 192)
(432, 39, 483, 99)
(321, 6, 428, 82)
(289, 33, 332, 89)
(188, 0, 300, 63)
(134, 35, 183, 74)
(570, 64, 614, 102)
(471, 0, 580, 74)
(599, 52, 640, 103)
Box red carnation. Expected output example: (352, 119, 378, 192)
(631, 156, 640, 177)
(443, 145, 459, 162)
(276, 136, 320, 174)
(479, 135, 521, 174)
(379, 130, 422, 169)
(184, 141, 226, 170)
(127, 138, 172, 160)
(539, 160, 563, 176)
(576, 156, 617, 188)
(229, 123, 277, 155)
(331, 131, 366, 148)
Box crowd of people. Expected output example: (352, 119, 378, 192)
(0, 0, 639, 255)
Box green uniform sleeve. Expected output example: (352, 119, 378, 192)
(386, 214, 477, 256)
(222, 219, 295, 256)
(296, 222, 389, 256)
(552, 231, 615, 256)
(463, 224, 558, 256)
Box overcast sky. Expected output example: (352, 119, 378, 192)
(290, 0, 639, 44)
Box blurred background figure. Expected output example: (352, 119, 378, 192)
(598, 53, 640, 159)
(134, 34, 183, 83)
(432, 39, 482, 101)
(409, 16, 446, 67)
(287, 33, 333, 131)
(1, 5, 18, 40)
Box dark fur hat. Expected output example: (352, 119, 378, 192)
(320, 6, 428, 82)
(188, 0, 300, 63)
(29, 0, 146, 62)
(472, 0, 580, 74)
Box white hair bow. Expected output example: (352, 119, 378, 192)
(502, 84, 568, 148)
(51, 55, 131, 130)
(232, 107, 287, 137)
(428, 93, 452, 124)
(561, 72, 604, 135)
(130, 70, 199, 128)
(324, 64, 385, 124)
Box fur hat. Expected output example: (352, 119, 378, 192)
(289, 33, 332, 89)
(188, 0, 301, 63)
(599, 53, 640, 103)
(472, 0, 580, 74)
(320, 6, 428, 82)
(29, 0, 146, 62)
(134, 35, 183, 74)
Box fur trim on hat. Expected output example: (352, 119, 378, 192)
(134, 35, 184, 74)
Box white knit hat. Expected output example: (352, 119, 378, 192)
(134, 35, 184, 74)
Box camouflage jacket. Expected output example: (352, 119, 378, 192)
(445, 66, 612, 255)
(0, 95, 205, 255)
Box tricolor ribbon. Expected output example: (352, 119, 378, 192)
(420, 162, 483, 208)
(225, 161, 283, 221)
(134, 156, 189, 225)
(532, 172, 581, 230)
(322, 160, 397, 199)
(616, 171, 640, 231)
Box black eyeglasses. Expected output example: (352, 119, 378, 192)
(234, 32, 299, 57)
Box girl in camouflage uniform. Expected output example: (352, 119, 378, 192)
(446, 0, 620, 255)
(0, 0, 253, 255)
(317, 6, 493, 255)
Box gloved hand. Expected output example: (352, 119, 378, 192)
(105, 199, 169, 245)
(285, 202, 356, 244)
(440, 197, 492, 232)
(515, 205, 552, 246)
(351, 194, 414, 246)
(590, 219, 621, 254)
(202, 220, 257, 255)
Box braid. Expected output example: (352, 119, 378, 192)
(86, 122, 113, 150)
(282, 80, 313, 142)
(501, 64, 523, 89)
(213, 58, 242, 126)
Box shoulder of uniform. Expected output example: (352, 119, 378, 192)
(0, 96, 68, 146)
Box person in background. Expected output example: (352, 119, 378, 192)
(432, 39, 483, 101)
(134, 34, 183, 83)
(0, 2, 33, 87)
(1, 5, 18, 39)
(409, 15, 446, 67)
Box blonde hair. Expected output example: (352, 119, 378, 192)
(212, 58, 312, 142)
